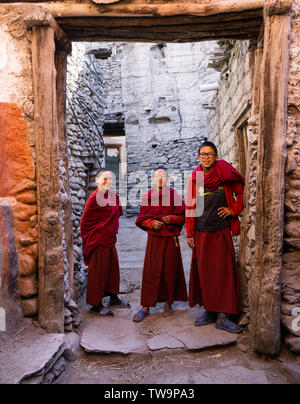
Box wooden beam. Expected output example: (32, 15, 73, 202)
(68, 35, 260, 44)
(57, 10, 264, 29)
(66, 25, 261, 42)
(250, 4, 292, 356)
(58, 12, 263, 41)
(60, 18, 263, 33)
(20, 1, 267, 18)
(32, 25, 64, 334)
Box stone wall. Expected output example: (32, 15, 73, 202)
(282, 0, 300, 355)
(207, 40, 254, 168)
(66, 42, 105, 303)
(98, 41, 220, 213)
(100, 44, 124, 125)
(206, 40, 256, 320)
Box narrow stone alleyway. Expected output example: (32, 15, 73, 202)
(58, 217, 298, 384)
(0, 217, 299, 384)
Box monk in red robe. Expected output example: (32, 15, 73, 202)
(80, 169, 130, 316)
(186, 142, 244, 333)
(133, 168, 188, 322)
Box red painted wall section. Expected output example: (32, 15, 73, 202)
(0, 103, 38, 315)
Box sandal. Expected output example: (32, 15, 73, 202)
(109, 298, 131, 309)
(194, 311, 217, 326)
(132, 310, 150, 323)
(163, 304, 174, 317)
(215, 313, 242, 334)
(90, 306, 114, 317)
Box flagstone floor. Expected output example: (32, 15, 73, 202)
(59, 217, 296, 384)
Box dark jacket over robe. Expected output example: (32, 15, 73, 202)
(80, 189, 122, 306)
(186, 159, 244, 237)
(136, 187, 188, 307)
(186, 160, 245, 314)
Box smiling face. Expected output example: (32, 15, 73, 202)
(95, 171, 113, 191)
(198, 145, 218, 172)
(153, 169, 168, 189)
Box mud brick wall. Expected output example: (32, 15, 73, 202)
(0, 10, 38, 323)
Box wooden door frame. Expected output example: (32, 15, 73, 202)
(19, 0, 292, 355)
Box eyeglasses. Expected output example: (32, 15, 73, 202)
(199, 152, 216, 158)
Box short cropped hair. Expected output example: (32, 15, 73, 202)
(198, 141, 218, 155)
(153, 167, 168, 177)
(96, 168, 113, 179)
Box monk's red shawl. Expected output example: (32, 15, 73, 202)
(80, 189, 122, 264)
(186, 160, 244, 237)
(136, 187, 185, 237)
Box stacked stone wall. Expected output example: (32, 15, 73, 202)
(207, 40, 253, 168)
(206, 40, 256, 322)
(100, 44, 124, 125)
(98, 41, 220, 213)
(66, 43, 105, 303)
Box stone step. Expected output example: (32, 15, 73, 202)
(0, 324, 66, 384)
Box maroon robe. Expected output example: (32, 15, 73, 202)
(187, 161, 244, 315)
(189, 228, 240, 314)
(136, 187, 188, 307)
(80, 189, 122, 305)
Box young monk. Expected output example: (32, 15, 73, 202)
(186, 142, 244, 333)
(133, 168, 188, 322)
(80, 169, 130, 316)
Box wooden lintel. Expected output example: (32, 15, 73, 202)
(57, 9, 263, 27)
(3, 4, 71, 54)
(92, 0, 122, 3)
(60, 17, 262, 32)
(19, 1, 266, 18)
(65, 25, 260, 43)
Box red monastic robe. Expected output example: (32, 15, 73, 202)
(136, 187, 188, 307)
(80, 189, 122, 305)
(186, 160, 245, 314)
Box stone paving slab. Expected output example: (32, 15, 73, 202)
(81, 218, 238, 356)
(193, 365, 269, 384)
(0, 330, 65, 384)
(80, 304, 238, 355)
(168, 323, 238, 350)
(81, 313, 147, 355)
(147, 333, 185, 350)
(145, 365, 269, 384)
